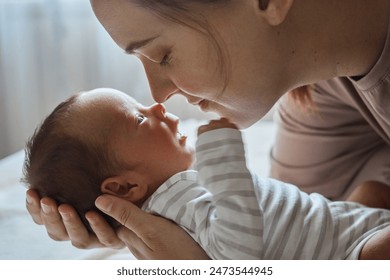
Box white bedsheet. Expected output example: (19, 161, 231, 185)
(0, 119, 276, 259)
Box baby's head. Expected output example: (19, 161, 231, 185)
(22, 88, 194, 231)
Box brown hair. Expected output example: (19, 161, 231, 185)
(22, 94, 120, 232)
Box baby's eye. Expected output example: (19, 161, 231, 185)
(136, 113, 145, 124)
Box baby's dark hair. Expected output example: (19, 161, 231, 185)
(22, 94, 120, 232)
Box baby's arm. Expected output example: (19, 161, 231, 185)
(195, 118, 264, 259)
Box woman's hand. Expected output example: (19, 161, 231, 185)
(95, 194, 210, 259)
(26, 189, 124, 249)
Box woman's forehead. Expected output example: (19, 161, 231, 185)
(91, 0, 167, 51)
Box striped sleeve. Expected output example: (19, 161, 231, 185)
(194, 128, 264, 259)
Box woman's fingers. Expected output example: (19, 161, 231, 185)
(85, 211, 125, 249)
(26, 189, 44, 225)
(39, 197, 69, 241)
(95, 195, 151, 237)
(57, 204, 96, 248)
(57, 205, 125, 249)
(95, 195, 156, 258)
(26, 190, 123, 249)
(116, 226, 149, 259)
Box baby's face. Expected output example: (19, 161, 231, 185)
(75, 88, 194, 189)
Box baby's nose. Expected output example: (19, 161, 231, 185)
(150, 103, 166, 119)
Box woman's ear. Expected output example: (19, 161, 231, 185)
(101, 174, 148, 203)
(256, 0, 294, 26)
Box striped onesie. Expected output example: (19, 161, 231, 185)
(142, 128, 390, 259)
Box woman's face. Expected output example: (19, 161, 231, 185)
(91, 0, 287, 128)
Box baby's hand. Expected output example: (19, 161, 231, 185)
(197, 118, 238, 135)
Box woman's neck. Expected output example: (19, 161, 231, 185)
(280, 0, 390, 87)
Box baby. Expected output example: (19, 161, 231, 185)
(23, 88, 390, 259)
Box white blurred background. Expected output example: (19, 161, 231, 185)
(0, 0, 217, 159)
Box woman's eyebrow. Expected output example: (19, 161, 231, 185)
(125, 36, 158, 54)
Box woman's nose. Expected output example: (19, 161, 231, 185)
(143, 63, 179, 103)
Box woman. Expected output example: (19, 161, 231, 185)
(26, 0, 390, 259)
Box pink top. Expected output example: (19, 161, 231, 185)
(271, 15, 390, 200)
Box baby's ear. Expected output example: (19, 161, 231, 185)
(101, 174, 148, 203)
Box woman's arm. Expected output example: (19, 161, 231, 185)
(359, 225, 390, 259)
(346, 181, 390, 210)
